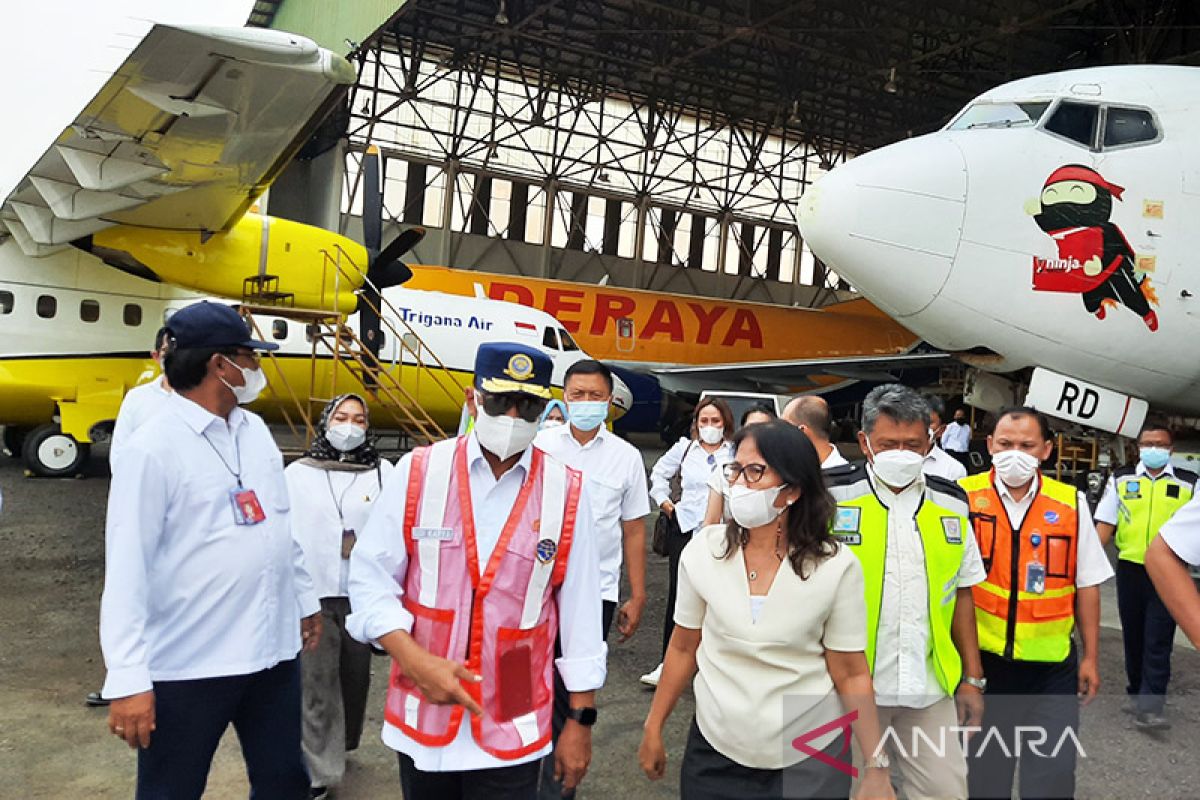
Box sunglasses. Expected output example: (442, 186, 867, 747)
(479, 391, 548, 423)
(723, 461, 769, 484)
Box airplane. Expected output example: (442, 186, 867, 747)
(799, 65, 1200, 438)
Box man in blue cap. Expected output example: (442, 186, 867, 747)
(100, 301, 322, 798)
(349, 342, 606, 800)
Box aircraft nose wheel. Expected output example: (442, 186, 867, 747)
(22, 423, 89, 478)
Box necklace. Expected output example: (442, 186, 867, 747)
(746, 526, 784, 582)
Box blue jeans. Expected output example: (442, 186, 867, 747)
(136, 659, 309, 800)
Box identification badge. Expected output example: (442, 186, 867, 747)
(1167, 483, 1181, 499)
(941, 517, 963, 544)
(413, 527, 454, 541)
(1123, 480, 1142, 499)
(833, 507, 861, 533)
(230, 488, 266, 526)
(1025, 560, 1046, 595)
(341, 529, 357, 559)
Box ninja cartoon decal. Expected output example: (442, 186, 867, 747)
(1028, 164, 1158, 331)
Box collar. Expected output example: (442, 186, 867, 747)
(565, 423, 609, 450)
(925, 445, 948, 463)
(995, 471, 1040, 503)
(467, 430, 534, 476)
(1135, 461, 1177, 479)
(169, 392, 247, 435)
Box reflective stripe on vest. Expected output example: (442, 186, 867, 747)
(386, 437, 583, 759)
(829, 481, 966, 696)
(960, 472, 1078, 662)
(1113, 472, 1194, 564)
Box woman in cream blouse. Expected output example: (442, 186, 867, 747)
(639, 420, 894, 799)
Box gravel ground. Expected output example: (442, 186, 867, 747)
(0, 440, 1196, 799)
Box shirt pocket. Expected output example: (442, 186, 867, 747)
(586, 477, 624, 528)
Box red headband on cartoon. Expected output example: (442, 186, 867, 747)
(1043, 165, 1125, 200)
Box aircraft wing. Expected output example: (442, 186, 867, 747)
(0, 24, 354, 255)
(643, 352, 958, 394)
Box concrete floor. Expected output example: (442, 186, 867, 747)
(0, 442, 1197, 799)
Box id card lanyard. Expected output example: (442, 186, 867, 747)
(1025, 532, 1046, 595)
(201, 429, 267, 526)
(326, 472, 359, 558)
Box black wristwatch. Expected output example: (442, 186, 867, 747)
(566, 707, 598, 726)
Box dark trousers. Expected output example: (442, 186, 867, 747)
(968, 650, 1080, 800)
(1116, 559, 1177, 714)
(538, 600, 616, 800)
(663, 527, 695, 656)
(400, 751, 540, 800)
(680, 718, 851, 800)
(136, 659, 309, 800)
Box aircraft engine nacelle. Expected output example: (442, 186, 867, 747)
(85, 213, 369, 313)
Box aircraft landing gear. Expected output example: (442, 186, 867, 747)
(22, 423, 89, 478)
(2, 426, 28, 458)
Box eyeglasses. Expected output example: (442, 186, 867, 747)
(479, 392, 548, 423)
(723, 461, 768, 484)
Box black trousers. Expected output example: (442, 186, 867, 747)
(968, 650, 1080, 800)
(1116, 559, 1177, 714)
(399, 752, 540, 800)
(538, 600, 616, 800)
(663, 526, 695, 656)
(680, 718, 852, 800)
(136, 659, 309, 800)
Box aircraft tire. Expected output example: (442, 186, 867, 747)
(2, 426, 28, 458)
(22, 424, 89, 478)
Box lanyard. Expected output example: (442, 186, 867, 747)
(201, 430, 243, 488)
(325, 471, 357, 527)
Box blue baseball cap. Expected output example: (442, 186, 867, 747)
(166, 301, 279, 351)
(474, 342, 553, 399)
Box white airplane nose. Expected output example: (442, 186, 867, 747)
(798, 136, 967, 317)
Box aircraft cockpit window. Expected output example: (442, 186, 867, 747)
(36, 295, 57, 319)
(1103, 107, 1158, 148)
(949, 101, 1050, 130)
(1043, 101, 1099, 149)
(0, 291, 12, 314)
(80, 299, 100, 323)
(559, 329, 580, 352)
(542, 327, 561, 350)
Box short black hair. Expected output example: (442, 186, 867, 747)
(994, 406, 1054, 441)
(563, 359, 613, 393)
(1138, 418, 1174, 442)
(153, 326, 171, 351)
(164, 347, 229, 392)
(740, 403, 776, 427)
(924, 394, 946, 420)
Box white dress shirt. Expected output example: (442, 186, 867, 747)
(535, 424, 650, 603)
(941, 421, 971, 453)
(109, 375, 170, 465)
(869, 468, 986, 708)
(924, 445, 967, 481)
(996, 475, 1114, 588)
(100, 393, 320, 699)
(286, 460, 394, 599)
(347, 433, 607, 772)
(821, 446, 850, 469)
(1159, 493, 1200, 566)
(1094, 462, 1197, 527)
(649, 438, 735, 534)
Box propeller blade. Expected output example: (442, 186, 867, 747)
(370, 260, 414, 289)
(361, 145, 383, 253)
(376, 226, 425, 267)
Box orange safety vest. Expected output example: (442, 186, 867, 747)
(960, 472, 1078, 662)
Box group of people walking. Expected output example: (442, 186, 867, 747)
(94, 299, 1200, 800)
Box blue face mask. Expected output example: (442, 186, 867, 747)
(1140, 446, 1171, 470)
(567, 400, 608, 431)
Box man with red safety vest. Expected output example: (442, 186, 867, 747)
(959, 407, 1113, 800)
(347, 342, 606, 799)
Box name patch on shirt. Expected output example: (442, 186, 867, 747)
(833, 506, 861, 534)
(941, 517, 963, 544)
(834, 532, 862, 546)
(413, 527, 454, 542)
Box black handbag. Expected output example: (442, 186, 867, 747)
(651, 441, 692, 556)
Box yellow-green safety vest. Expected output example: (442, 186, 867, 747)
(1111, 466, 1197, 564)
(826, 464, 969, 696)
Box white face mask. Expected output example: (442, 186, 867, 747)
(698, 425, 724, 445)
(326, 423, 367, 452)
(866, 440, 925, 489)
(474, 409, 539, 460)
(541, 419, 565, 429)
(992, 449, 1040, 487)
(728, 484, 790, 530)
(220, 356, 267, 405)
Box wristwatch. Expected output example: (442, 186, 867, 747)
(866, 752, 890, 770)
(566, 707, 598, 726)
(962, 675, 987, 691)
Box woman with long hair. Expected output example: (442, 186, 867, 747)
(642, 397, 736, 687)
(639, 420, 894, 800)
(286, 394, 393, 799)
